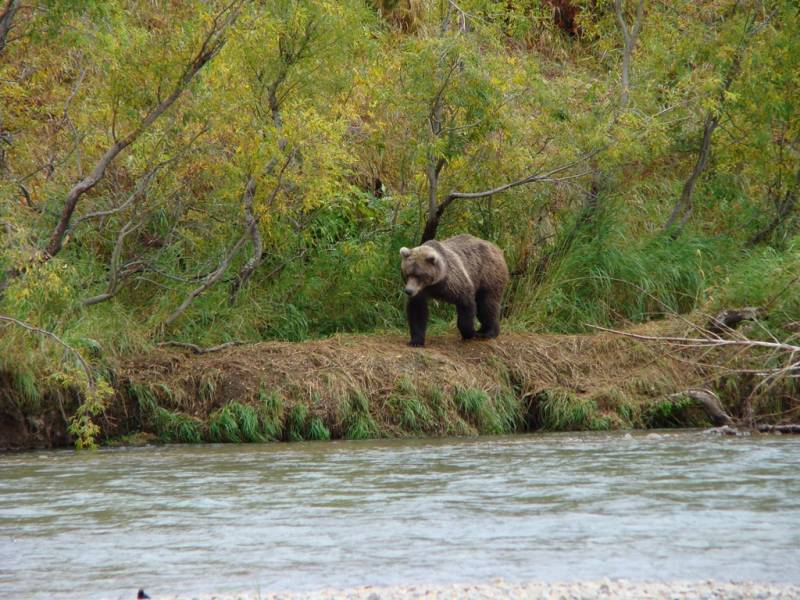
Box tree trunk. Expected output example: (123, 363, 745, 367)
(664, 114, 718, 233)
(229, 177, 260, 300)
(671, 389, 734, 427)
(45, 141, 126, 258)
(748, 169, 799, 246)
(0, 0, 19, 55)
(613, 0, 644, 111)
(421, 157, 445, 242)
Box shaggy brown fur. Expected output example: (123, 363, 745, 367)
(400, 234, 509, 347)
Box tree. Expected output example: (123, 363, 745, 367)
(42, 2, 241, 262)
(664, 10, 773, 234)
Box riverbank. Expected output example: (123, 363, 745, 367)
(146, 579, 800, 600)
(1, 317, 797, 450)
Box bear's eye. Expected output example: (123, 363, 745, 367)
(426, 255, 437, 265)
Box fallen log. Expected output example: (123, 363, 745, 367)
(757, 424, 800, 434)
(670, 389, 734, 426)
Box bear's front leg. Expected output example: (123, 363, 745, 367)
(456, 300, 477, 341)
(407, 296, 429, 347)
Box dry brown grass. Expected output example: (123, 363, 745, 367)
(117, 318, 714, 441)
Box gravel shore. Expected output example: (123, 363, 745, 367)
(150, 579, 800, 600)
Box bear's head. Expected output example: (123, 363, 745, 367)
(399, 245, 447, 297)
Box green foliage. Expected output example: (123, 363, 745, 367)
(287, 403, 309, 442)
(388, 376, 432, 434)
(454, 387, 520, 435)
(307, 416, 331, 441)
(342, 390, 379, 440)
(535, 389, 611, 431)
(643, 395, 698, 429)
(257, 387, 285, 441)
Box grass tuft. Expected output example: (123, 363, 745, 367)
(257, 386, 285, 441)
(208, 403, 242, 443)
(288, 404, 309, 441)
(342, 390, 378, 440)
(454, 387, 521, 435)
(388, 376, 432, 434)
(534, 388, 610, 431)
(307, 416, 331, 440)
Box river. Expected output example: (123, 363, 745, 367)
(1, 431, 799, 599)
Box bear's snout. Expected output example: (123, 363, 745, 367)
(403, 276, 422, 297)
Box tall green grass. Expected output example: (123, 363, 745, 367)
(388, 377, 432, 434)
(709, 238, 800, 334)
(341, 390, 379, 440)
(453, 387, 521, 434)
(533, 388, 611, 431)
(257, 387, 285, 441)
(509, 208, 715, 332)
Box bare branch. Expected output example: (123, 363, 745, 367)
(157, 340, 244, 354)
(228, 176, 259, 299)
(420, 148, 601, 242)
(586, 324, 800, 354)
(229, 149, 297, 299)
(163, 228, 250, 328)
(62, 67, 87, 122)
(451, 152, 600, 200)
(82, 217, 142, 306)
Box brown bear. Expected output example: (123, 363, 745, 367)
(399, 234, 509, 347)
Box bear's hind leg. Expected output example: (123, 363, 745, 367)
(476, 289, 501, 339)
(456, 300, 477, 340)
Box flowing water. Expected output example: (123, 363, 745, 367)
(2, 431, 800, 599)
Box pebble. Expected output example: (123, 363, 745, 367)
(148, 580, 800, 600)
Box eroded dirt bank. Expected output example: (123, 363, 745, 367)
(2, 319, 796, 449)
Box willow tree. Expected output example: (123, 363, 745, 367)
(1, 0, 242, 298)
(162, 0, 370, 324)
(362, 7, 593, 244)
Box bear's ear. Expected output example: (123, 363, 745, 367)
(426, 254, 437, 265)
(399, 247, 411, 258)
